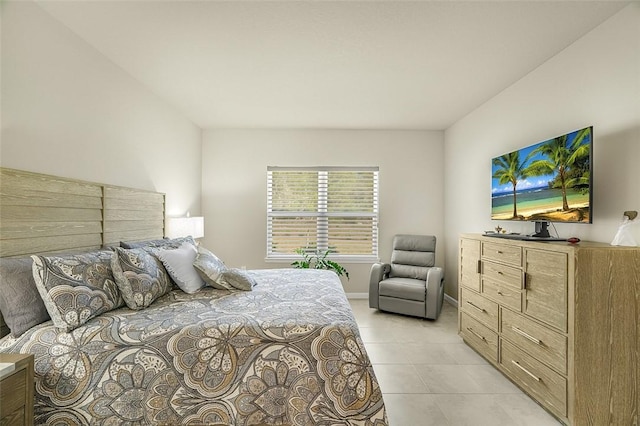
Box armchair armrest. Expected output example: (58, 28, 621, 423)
(369, 263, 390, 309)
(424, 267, 444, 320)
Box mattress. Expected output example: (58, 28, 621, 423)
(0, 268, 387, 425)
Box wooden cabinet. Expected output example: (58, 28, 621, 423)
(0, 354, 34, 426)
(523, 249, 567, 331)
(458, 234, 640, 425)
(459, 238, 481, 292)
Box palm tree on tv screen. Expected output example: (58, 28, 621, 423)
(527, 128, 591, 211)
(492, 152, 529, 219)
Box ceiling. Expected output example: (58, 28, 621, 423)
(35, 0, 629, 130)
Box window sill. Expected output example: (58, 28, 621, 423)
(265, 255, 379, 264)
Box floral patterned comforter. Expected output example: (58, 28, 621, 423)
(0, 269, 387, 425)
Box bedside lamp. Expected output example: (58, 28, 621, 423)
(166, 216, 204, 239)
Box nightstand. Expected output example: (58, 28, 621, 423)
(0, 354, 34, 426)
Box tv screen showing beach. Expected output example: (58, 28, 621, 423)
(491, 126, 592, 223)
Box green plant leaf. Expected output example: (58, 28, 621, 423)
(291, 247, 349, 279)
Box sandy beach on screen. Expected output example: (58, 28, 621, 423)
(492, 202, 590, 222)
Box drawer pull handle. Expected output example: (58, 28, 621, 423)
(497, 250, 503, 254)
(512, 326, 542, 345)
(466, 327, 486, 342)
(466, 301, 485, 313)
(497, 291, 504, 296)
(511, 360, 541, 382)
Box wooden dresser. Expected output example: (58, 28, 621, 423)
(0, 353, 34, 426)
(458, 233, 639, 425)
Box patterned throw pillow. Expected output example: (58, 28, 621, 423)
(219, 269, 257, 291)
(31, 251, 123, 332)
(192, 246, 232, 290)
(156, 242, 205, 294)
(111, 247, 173, 309)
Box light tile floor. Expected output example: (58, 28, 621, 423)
(349, 300, 561, 426)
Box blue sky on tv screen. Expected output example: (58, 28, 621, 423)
(491, 128, 591, 197)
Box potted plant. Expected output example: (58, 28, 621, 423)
(291, 248, 349, 280)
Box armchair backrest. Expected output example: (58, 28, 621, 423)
(389, 234, 436, 280)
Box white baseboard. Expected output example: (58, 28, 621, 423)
(346, 293, 368, 299)
(348, 292, 458, 305)
(348, 292, 458, 306)
(444, 293, 458, 307)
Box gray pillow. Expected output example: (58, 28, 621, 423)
(0, 257, 51, 337)
(193, 246, 231, 290)
(219, 269, 257, 291)
(111, 247, 173, 309)
(32, 251, 123, 332)
(120, 236, 195, 250)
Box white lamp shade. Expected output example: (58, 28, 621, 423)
(166, 216, 204, 239)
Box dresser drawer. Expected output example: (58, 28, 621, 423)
(501, 308, 567, 374)
(481, 278, 522, 312)
(482, 261, 522, 288)
(460, 288, 498, 331)
(500, 340, 567, 418)
(460, 313, 498, 363)
(482, 242, 521, 266)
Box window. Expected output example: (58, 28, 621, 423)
(267, 166, 379, 260)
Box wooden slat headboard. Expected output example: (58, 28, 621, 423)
(103, 186, 165, 247)
(0, 167, 166, 336)
(0, 169, 104, 256)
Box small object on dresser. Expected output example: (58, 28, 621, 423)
(567, 237, 581, 244)
(611, 210, 638, 246)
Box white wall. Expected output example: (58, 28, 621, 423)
(444, 3, 640, 298)
(1, 2, 202, 216)
(202, 129, 444, 294)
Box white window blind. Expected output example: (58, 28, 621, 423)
(267, 166, 379, 260)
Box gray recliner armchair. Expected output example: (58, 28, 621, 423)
(369, 234, 444, 320)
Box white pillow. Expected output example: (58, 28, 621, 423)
(156, 242, 205, 294)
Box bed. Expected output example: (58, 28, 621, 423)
(0, 168, 388, 425)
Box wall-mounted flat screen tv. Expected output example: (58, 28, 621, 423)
(491, 126, 593, 227)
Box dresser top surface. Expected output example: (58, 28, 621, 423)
(461, 233, 638, 252)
